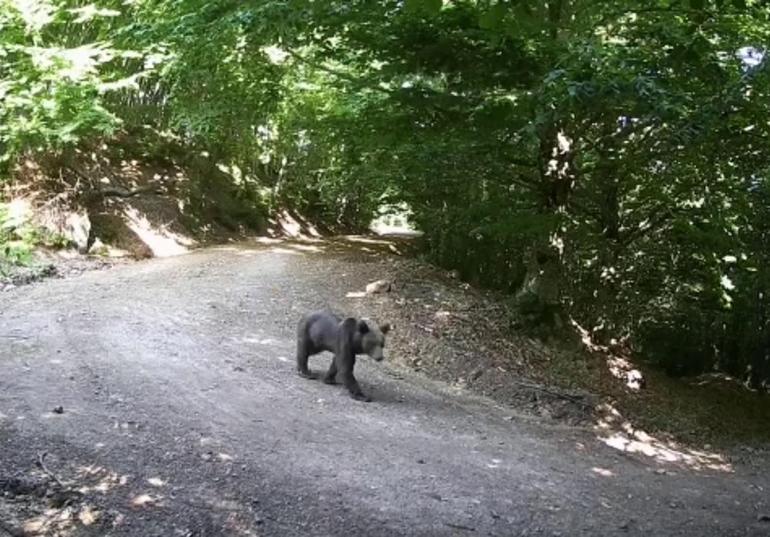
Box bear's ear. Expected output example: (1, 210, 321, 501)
(379, 322, 391, 334)
(357, 320, 370, 334)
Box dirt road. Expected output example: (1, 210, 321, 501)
(1, 243, 768, 536)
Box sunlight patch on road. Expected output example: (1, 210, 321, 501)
(342, 235, 397, 246)
(131, 493, 163, 507)
(266, 247, 303, 256)
(285, 242, 322, 252)
(592, 467, 614, 477)
(78, 505, 100, 526)
(346, 291, 367, 298)
(240, 336, 281, 345)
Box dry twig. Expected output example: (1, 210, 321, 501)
(36, 452, 64, 487)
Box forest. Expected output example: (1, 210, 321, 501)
(1, 0, 769, 389)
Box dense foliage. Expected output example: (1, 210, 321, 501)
(1, 0, 769, 388)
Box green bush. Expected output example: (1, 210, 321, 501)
(0, 204, 35, 269)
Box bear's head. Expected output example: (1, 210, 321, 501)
(356, 319, 391, 361)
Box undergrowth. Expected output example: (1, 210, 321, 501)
(0, 202, 68, 275)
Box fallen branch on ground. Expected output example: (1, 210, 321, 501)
(96, 185, 163, 198)
(505, 378, 594, 408)
(36, 452, 64, 487)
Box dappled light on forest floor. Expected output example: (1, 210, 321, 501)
(0, 460, 135, 537)
(255, 236, 325, 246)
(265, 247, 303, 256)
(595, 403, 733, 472)
(568, 322, 735, 470)
(75, 465, 130, 495)
(213, 239, 329, 256)
(268, 210, 321, 238)
(279, 242, 323, 253)
(2, 447, 265, 536)
(572, 320, 644, 390)
(343, 235, 399, 246)
(207, 235, 416, 263)
(123, 207, 194, 257)
(22, 503, 102, 536)
(254, 237, 284, 245)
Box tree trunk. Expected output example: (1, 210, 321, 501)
(516, 126, 574, 329)
(514, 0, 575, 329)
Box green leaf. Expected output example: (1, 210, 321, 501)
(404, 0, 443, 16)
(424, 0, 443, 14)
(689, 0, 705, 9)
(479, 4, 507, 30)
